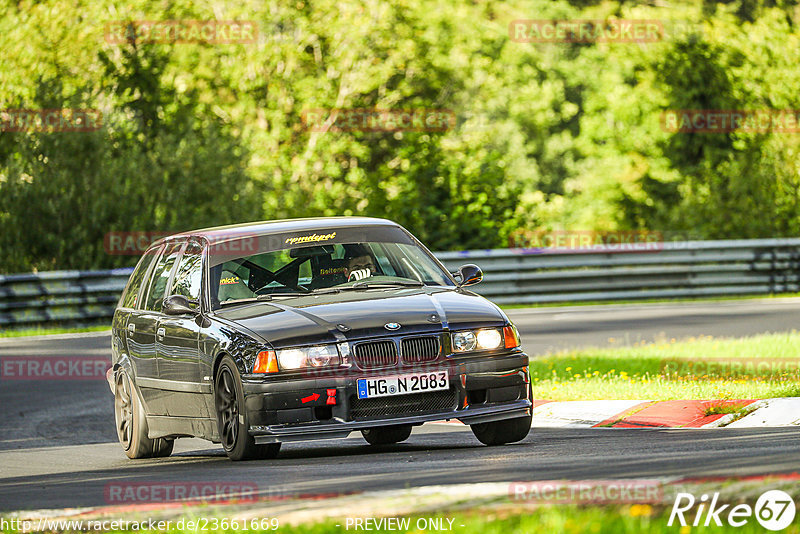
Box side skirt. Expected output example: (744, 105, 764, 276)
(147, 415, 219, 442)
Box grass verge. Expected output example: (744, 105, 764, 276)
(531, 331, 800, 401)
(0, 324, 109, 338)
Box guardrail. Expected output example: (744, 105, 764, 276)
(2, 239, 800, 327)
(436, 238, 800, 304)
(0, 269, 132, 327)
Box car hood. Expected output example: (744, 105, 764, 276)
(213, 287, 508, 348)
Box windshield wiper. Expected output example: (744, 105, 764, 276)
(218, 288, 339, 306)
(221, 282, 421, 305)
(256, 288, 341, 300)
(345, 280, 425, 291)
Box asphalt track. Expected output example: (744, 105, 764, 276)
(1, 298, 799, 513)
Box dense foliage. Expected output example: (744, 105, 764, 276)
(1, 0, 799, 272)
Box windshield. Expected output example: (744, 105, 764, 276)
(208, 226, 454, 309)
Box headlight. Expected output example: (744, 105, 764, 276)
(476, 328, 502, 349)
(277, 348, 307, 370)
(452, 331, 477, 352)
(307, 345, 338, 367)
(451, 328, 503, 352)
(275, 345, 340, 370)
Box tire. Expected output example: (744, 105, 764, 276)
(215, 356, 281, 461)
(152, 438, 175, 458)
(114, 370, 169, 459)
(361, 425, 413, 445)
(255, 442, 282, 459)
(470, 413, 532, 446)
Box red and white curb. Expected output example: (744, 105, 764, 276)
(530, 397, 800, 429)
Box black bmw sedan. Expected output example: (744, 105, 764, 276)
(108, 217, 532, 460)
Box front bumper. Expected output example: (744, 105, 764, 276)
(242, 352, 530, 444)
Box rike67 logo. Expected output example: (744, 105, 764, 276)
(669, 490, 796, 531)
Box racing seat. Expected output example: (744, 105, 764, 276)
(310, 255, 347, 289)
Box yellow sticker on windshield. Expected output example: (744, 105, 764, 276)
(284, 232, 337, 245)
(220, 276, 240, 285)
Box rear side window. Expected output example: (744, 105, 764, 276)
(119, 248, 159, 309)
(143, 242, 184, 312)
(171, 241, 204, 302)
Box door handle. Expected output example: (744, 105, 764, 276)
(127, 323, 135, 334)
(156, 327, 165, 341)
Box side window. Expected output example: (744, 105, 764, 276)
(171, 242, 204, 302)
(144, 242, 183, 312)
(119, 248, 158, 309)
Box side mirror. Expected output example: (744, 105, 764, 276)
(163, 295, 199, 316)
(456, 264, 483, 287)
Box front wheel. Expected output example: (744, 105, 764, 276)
(361, 425, 413, 445)
(215, 356, 281, 461)
(153, 438, 175, 457)
(470, 413, 532, 446)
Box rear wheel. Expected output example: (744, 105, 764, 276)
(361, 425, 413, 445)
(215, 356, 281, 461)
(114, 371, 172, 459)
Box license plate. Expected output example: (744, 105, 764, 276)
(357, 371, 449, 399)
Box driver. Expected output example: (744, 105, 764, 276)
(344, 251, 376, 282)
